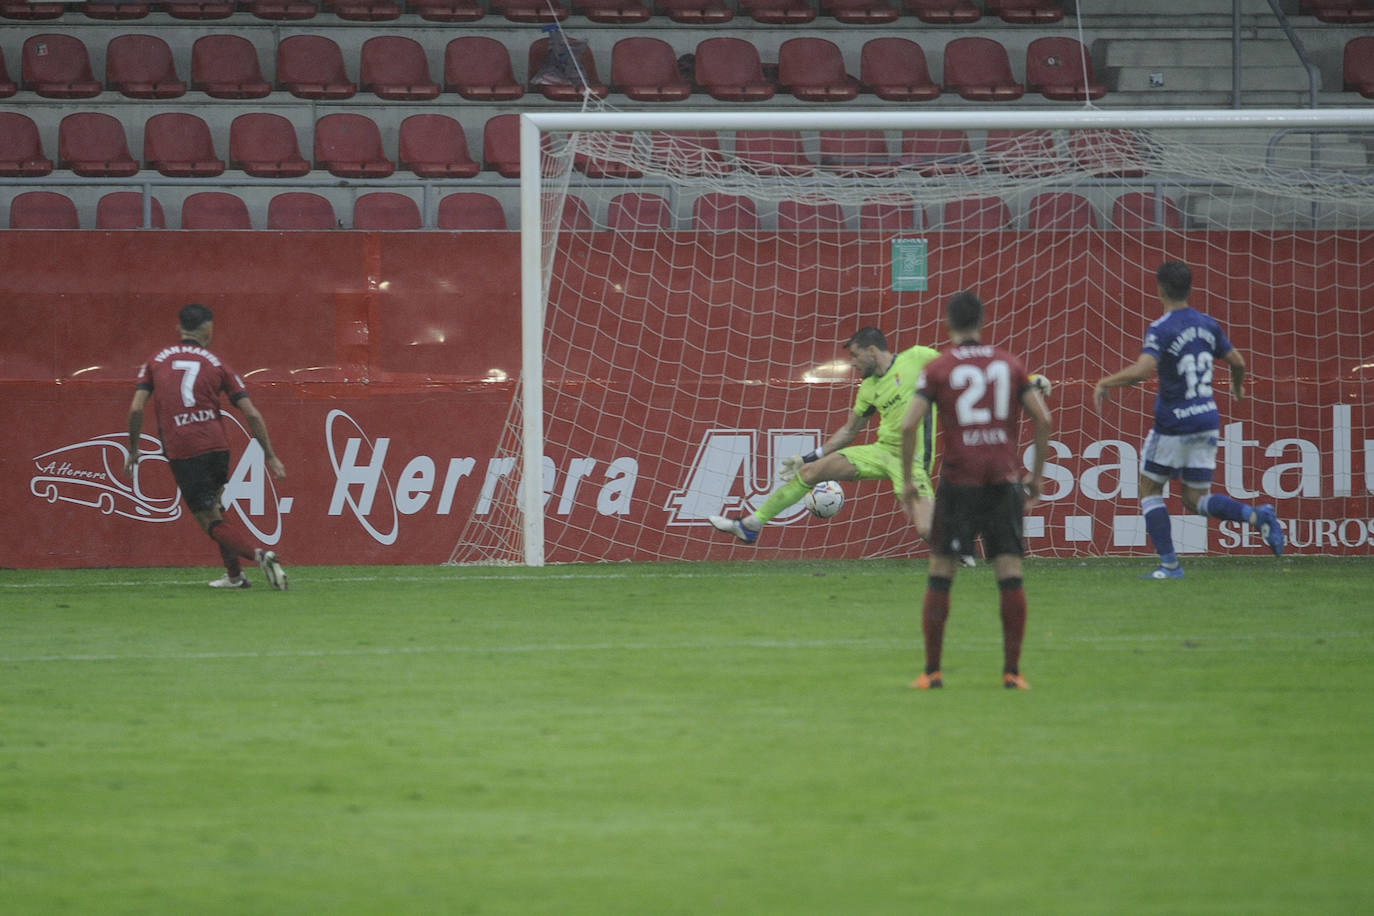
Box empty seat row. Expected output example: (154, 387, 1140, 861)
(4, 189, 513, 229)
(0, 0, 1065, 25)
(1, 112, 1153, 180)
(0, 32, 1106, 103)
(4, 188, 1183, 231)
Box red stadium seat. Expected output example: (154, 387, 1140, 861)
(607, 192, 673, 230)
(1, 0, 63, 19)
(246, 0, 318, 18)
(656, 0, 732, 21)
(575, 0, 651, 23)
(1026, 37, 1105, 101)
(9, 191, 78, 229)
(819, 130, 897, 177)
(398, 114, 480, 178)
(83, 1, 150, 19)
(22, 34, 101, 98)
(192, 35, 270, 99)
(230, 113, 311, 178)
(735, 131, 814, 176)
(1302, 0, 1374, 22)
(143, 112, 226, 177)
(445, 37, 524, 101)
(859, 38, 940, 102)
(181, 192, 252, 229)
(611, 37, 691, 102)
(692, 193, 759, 230)
(1069, 129, 1148, 178)
(904, 0, 979, 23)
(1343, 37, 1374, 97)
(859, 195, 922, 232)
(694, 37, 774, 102)
(778, 198, 846, 231)
(267, 192, 336, 230)
(314, 113, 394, 178)
(574, 132, 643, 179)
(408, 0, 484, 20)
(984, 129, 1069, 178)
(777, 38, 859, 102)
(528, 36, 609, 101)
(985, 0, 1062, 22)
(322, 0, 402, 19)
(361, 36, 440, 100)
(650, 131, 730, 177)
(353, 192, 422, 230)
(481, 113, 520, 178)
(438, 192, 507, 230)
(58, 112, 138, 176)
(164, 0, 236, 19)
(490, 0, 568, 20)
(277, 35, 356, 99)
(0, 48, 15, 97)
(942, 197, 1011, 230)
(1026, 192, 1097, 230)
(942, 37, 1023, 101)
(97, 191, 166, 229)
(739, 0, 816, 24)
(560, 196, 594, 231)
(898, 130, 980, 176)
(106, 34, 186, 98)
(1112, 192, 1183, 230)
(0, 113, 54, 176)
(820, 0, 898, 24)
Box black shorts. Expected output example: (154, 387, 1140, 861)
(168, 450, 231, 513)
(930, 481, 1025, 559)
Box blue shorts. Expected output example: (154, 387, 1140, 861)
(1140, 429, 1217, 487)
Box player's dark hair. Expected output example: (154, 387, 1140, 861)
(946, 291, 984, 333)
(1157, 261, 1192, 301)
(178, 303, 214, 332)
(846, 326, 888, 351)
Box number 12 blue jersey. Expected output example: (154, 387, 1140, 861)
(1140, 307, 1234, 435)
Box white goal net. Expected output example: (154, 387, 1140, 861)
(449, 109, 1374, 566)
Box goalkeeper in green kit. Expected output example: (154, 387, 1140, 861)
(710, 326, 966, 562)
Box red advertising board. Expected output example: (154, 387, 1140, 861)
(2, 231, 1371, 568)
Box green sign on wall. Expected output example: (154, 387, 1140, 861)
(891, 238, 928, 291)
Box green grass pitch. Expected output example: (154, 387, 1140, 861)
(3, 557, 1373, 914)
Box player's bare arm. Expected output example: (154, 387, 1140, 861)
(236, 397, 287, 480)
(1221, 348, 1246, 400)
(1093, 353, 1159, 414)
(898, 394, 932, 509)
(1020, 388, 1053, 507)
(123, 388, 152, 478)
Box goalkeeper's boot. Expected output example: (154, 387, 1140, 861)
(209, 574, 250, 589)
(1140, 564, 1184, 580)
(256, 548, 289, 591)
(707, 515, 757, 545)
(910, 670, 942, 690)
(958, 554, 977, 569)
(1002, 672, 1031, 690)
(1253, 504, 1285, 557)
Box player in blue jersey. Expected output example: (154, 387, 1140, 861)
(1094, 261, 1284, 578)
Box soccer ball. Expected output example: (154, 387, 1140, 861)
(805, 480, 845, 519)
(1030, 373, 1053, 398)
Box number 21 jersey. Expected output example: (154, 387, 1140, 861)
(916, 344, 1033, 486)
(135, 341, 248, 459)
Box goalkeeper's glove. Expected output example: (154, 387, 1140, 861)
(779, 448, 822, 482)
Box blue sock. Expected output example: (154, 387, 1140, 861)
(1196, 492, 1252, 524)
(1142, 495, 1177, 566)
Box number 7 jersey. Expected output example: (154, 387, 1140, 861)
(135, 340, 248, 459)
(915, 343, 1033, 486)
(1141, 306, 1234, 435)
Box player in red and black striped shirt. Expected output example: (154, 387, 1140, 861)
(900, 291, 1051, 690)
(122, 303, 289, 590)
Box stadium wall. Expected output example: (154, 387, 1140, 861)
(2, 231, 1371, 568)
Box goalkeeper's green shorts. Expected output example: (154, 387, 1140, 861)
(837, 443, 934, 500)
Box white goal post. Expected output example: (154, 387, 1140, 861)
(449, 107, 1374, 567)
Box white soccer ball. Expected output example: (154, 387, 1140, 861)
(805, 480, 845, 519)
(1030, 373, 1053, 398)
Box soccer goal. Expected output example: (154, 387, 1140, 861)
(448, 108, 1374, 567)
